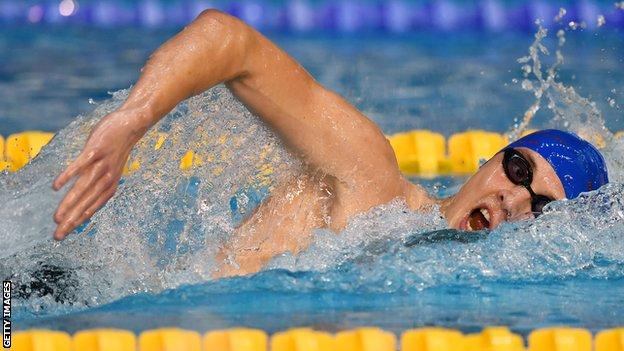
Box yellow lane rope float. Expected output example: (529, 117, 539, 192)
(0, 132, 55, 172)
(9, 326, 624, 350)
(1, 130, 622, 176)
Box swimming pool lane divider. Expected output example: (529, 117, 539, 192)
(9, 326, 624, 350)
(0, 132, 54, 172)
(2, 130, 623, 177)
(4, 0, 624, 32)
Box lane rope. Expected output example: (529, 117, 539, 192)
(9, 326, 624, 350)
(3, 129, 619, 176)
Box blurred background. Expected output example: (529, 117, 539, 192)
(1, 0, 623, 136)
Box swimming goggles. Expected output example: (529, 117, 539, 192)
(502, 149, 553, 216)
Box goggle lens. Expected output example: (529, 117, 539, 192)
(504, 150, 532, 185)
(502, 149, 553, 217)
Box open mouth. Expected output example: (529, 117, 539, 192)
(467, 207, 491, 231)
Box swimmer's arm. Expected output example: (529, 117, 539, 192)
(124, 10, 403, 190)
(52, 10, 411, 239)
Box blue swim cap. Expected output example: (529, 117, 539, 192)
(504, 129, 609, 199)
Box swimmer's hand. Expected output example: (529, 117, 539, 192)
(52, 109, 148, 240)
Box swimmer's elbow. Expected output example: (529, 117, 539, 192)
(193, 9, 255, 74)
(194, 9, 249, 39)
(195, 9, 230, 24)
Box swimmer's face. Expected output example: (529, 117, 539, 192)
(442, 147, 566, 231)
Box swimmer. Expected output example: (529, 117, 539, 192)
(51, 10, 609, 276)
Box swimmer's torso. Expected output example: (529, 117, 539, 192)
(216, 169, 434, 277)
(216, 171, 335, 276)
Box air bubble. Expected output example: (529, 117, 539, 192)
(597, 15, 606, 27)
(522, 65, 532, 76)
(554, 8, 567, 22)
(557, 29, 566, 46)
(521, 79, 533, 91)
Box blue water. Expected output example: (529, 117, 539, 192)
(18, 279, 624, 335)
(2, 26, 624, 136)
(2, 23, 624, 335)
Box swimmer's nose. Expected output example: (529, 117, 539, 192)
(498, 186, 533, 221)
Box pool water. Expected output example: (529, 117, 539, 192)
(2, 26, 624, 135)
(2, 22, 624, 335)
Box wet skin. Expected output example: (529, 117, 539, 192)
(51, 11, 565, 276)
(440, 147, 566, 231)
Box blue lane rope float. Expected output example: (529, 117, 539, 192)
(1, 0, 624, 32)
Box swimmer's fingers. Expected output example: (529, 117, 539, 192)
(53, 150, 100, 191)
(53, 161, 107, 224)
(53, 173, 118, 240)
